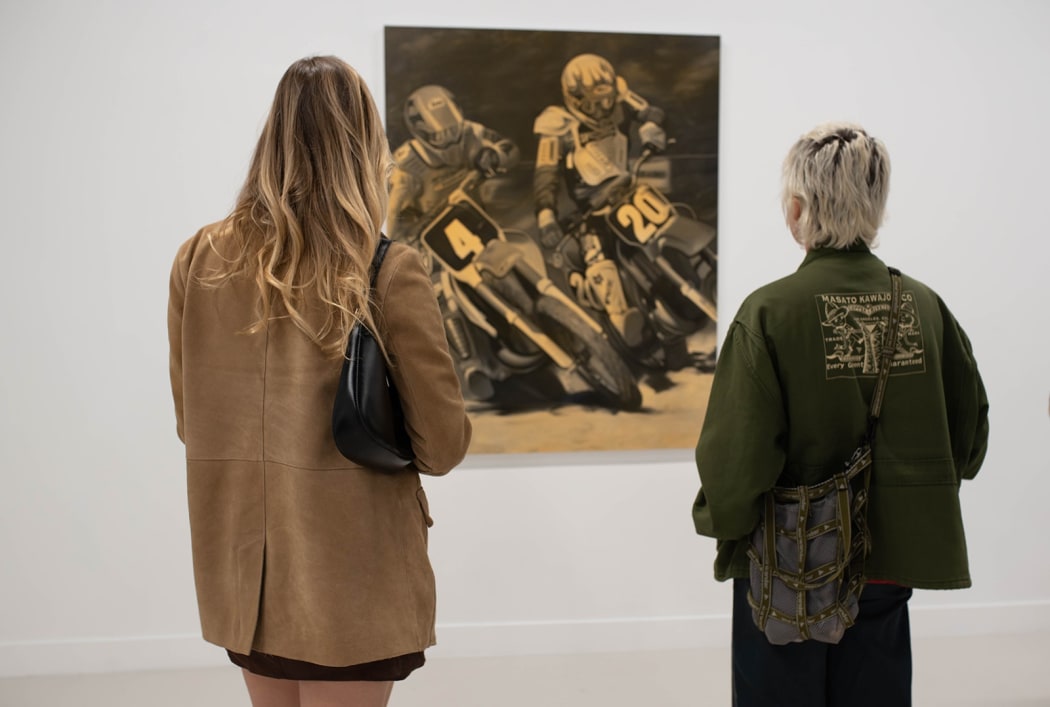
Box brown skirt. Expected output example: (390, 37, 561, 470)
(227, 649, 425, 681)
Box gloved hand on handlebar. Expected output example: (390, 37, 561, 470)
(638, 121, 667, 153)
(475, 147, 502, 177)
(537, 208, 563, 249)
(397, 204, 422, 222)
(389, 205, 422, 237)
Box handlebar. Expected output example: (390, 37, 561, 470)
(631, 147, 656, 182)
(451, 170, 484, 200)
(413, 169, 486, 228)
(560, 137, 679, 234)
(561, 149, 655, 234)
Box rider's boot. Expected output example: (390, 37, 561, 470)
(583, 257, 645, 348)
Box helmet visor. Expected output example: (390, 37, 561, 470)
(578, 83, 615, 120)
(416, 100, 463, 148)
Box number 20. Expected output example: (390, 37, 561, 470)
(616, 187, 672, 243)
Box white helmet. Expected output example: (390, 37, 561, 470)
(561, 54, 618, 127)
(404, 85, 464, 149)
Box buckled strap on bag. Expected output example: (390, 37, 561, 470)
(758, 493, 776, 629)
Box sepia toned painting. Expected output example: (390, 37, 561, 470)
(384, 26, 720, 454)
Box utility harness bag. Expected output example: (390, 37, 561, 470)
(747, 267, 903, 645)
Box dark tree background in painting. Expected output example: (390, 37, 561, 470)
(384, 27, 719, 229)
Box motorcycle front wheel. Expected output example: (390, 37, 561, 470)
(534, 298, 642, 411)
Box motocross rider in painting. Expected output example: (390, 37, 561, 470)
(388, 85, 519, 244)
(387, 85, 520, 400)
(533, 53, 667, 348)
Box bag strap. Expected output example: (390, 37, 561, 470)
(369, 236, 393, 288)
(863, 266, 903, 445)
(342, 236, 392, 357)
(842, 266, 904, 589)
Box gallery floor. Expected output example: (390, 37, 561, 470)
(2, 632, 1048, 706)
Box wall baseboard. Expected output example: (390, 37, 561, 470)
(0, 634, 225, 678)
(3, 601, 1048, 678)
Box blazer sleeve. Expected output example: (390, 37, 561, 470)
(167, 235, 195, 443)
(376, 244, 472, 475)
(692, 321, 787, 540)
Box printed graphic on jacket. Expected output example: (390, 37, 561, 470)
(816, 290, 925, 379)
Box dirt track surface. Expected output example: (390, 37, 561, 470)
(465, 329, 715, 454)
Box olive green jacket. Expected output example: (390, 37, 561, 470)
(692, 246, 988, 589)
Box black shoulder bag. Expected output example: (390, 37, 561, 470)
(747, 267, 903, 644)
(331, 237, 415, 472)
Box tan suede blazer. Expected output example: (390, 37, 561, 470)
(168, 225, 471, 667)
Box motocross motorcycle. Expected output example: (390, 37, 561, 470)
(417, 171, 642, 411)
(549, 148, 718, 371)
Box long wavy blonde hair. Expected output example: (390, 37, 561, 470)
(207, 56, 392, 358)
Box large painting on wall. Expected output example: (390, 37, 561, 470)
(384, 27, 720, 454)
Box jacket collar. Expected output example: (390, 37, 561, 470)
(798, 242, 872, 270)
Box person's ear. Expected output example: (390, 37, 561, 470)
(787, 197, 804, 247)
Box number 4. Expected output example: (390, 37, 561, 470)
(444, 219, 485, 259)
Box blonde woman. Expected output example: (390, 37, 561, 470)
(168, 56, 471, 707)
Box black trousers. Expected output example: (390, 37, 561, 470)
(732, 579, 913, 707)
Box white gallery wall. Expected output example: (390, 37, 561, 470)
(1, 0, 1047, 677)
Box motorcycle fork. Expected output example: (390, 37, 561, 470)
(509, 257, 606, 338)
(472, 275, 575, 370)
(441, 272, 499, 340)
(534, 278, 606, 336)
(634, 238, 716, 322)
(653, 252, 717, 321)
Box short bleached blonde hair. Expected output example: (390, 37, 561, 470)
(781, 122, 890, 250)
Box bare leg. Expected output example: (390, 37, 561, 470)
(300, 680, 394, 707)
(241, 670, 301, 707)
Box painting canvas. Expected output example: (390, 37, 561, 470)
(384, 27, 720, 454)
